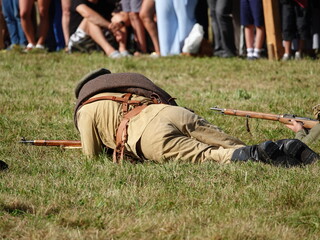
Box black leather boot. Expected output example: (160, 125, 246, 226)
(275, 139, 319, 166)
(0, 160, 8, 171)
(231, 140, 288, 165)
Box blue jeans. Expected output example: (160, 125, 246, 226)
(155, 0, 197, 56)
(1, 0, 26, 46)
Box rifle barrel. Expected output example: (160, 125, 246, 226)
(19, 138, 82, 148)
(210, 107, 319, 129)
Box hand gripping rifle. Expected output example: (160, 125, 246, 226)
(211, 107, 319, 131)
(19, 137, 82, 149)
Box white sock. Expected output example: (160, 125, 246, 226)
(75, 28, 87, 38)
(247, 48, 254, 57)
(253, 48, 261, 58)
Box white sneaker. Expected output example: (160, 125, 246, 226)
(35, 44, 45, 49)
(120, 50, 132, 57)
(150, 52, 160, 58)
(282, 53, 291, 61)
(253, 48, 262, 59)
(246, 48, 254, 60)
(109, 51, 122, 59)
(295, 52, 302, 60)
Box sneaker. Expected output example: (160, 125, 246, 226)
(23, 43, 35, 52)
(35, 44, 45, 49)
(246, 48, 254, 59)
(295, 52, 302, 60)
(252, 48, 262, 59)
(150, 52, 160, 58)
(282, 53, 291, 61)
(109, 50, 122, 59)
(120, 50, 132, 57)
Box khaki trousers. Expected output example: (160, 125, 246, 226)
(139, 106, 246, 163)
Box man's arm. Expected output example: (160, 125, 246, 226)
(286, 120, 320, 144)
(77, 110, 103, 157)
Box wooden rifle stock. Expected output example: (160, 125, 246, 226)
(211, 107, 319, 129)
(19, 137, 82, 149)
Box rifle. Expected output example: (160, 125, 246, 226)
(211, 107, 319, 130)
(19, 137, 82, 149)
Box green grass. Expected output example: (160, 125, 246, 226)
(0, 51, 319, 239)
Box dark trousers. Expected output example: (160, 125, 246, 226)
(281, 2, 311, 41)
(207, 0, 236, 56)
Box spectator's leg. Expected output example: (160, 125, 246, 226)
(0, 3, 5, 49)
(250, 0, 265, 58)
(19, 0, 36, 46)
(155, 0, 177, 56)
(244, 24, 254, 58)
(2, 0, 19, 46)
(207, 0, 223, 54)
(215, 0, 236, 56)
(173, 0, 197, 52)
(281, 3, 295, 59)
(139, 0, 160, 55)
(295, 4, 311, 58)
(81, 19, 117, 56)
(36, 0, 51, 46)
(61, 0, 70, 49)
(253, 25, 265, 58)
(129, 11, 147, 53)
(13, 0, 26, 46)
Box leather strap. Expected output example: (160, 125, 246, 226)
(113, 105, 148, 163)
(81, 94, 142, 107)
(81, 93, 156, 163)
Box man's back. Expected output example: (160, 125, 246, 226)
(76, 92, 168, 158)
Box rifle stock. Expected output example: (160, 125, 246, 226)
(19, 137, 82, 149)
(211, 107, 319, 129)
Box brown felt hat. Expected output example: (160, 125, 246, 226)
(75, 68, 111, 98)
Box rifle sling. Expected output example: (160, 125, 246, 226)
(81, 93, 158, 163)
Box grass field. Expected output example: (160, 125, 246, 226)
(0, 51, 320, 239)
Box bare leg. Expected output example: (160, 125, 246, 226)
(255, 26, 265, 49)
(284, 40, 291, 55)
(139, 0, 160, 54)
(80, 19, 116, 56)
(129, 12, 147, 53)
(297, 39, 305, 54)
(36, 0, 51, 46)
(19, 0, 36, 46)
(61, 0, 71, 48)
(244, 25, 254, 49)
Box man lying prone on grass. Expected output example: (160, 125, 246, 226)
(74, 69, 319, 167)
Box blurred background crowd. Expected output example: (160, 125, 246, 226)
(0, 0, 319, 60)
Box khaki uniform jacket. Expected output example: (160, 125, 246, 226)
(77, 92, 246, 163)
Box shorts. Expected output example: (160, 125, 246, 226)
(281, 2, 311, 41)
(121, 0, 142, 12)
(240, 0, 264, 27)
